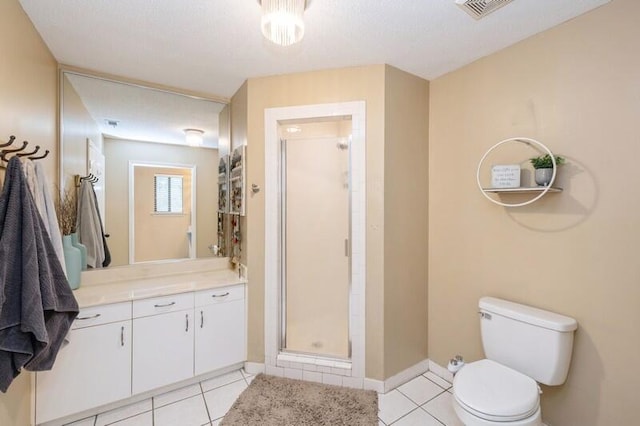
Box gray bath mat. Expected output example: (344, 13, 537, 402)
(221, 373, 378, 425)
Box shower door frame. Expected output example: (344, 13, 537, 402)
(264, 102, 366, 379)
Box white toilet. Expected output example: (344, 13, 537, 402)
(452, 297, 578, 426)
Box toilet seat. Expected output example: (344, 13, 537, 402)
(453, 359, 540, 422)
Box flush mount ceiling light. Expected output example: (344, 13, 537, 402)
(260, 0, 307, 47)
(184, 128, 204, 146)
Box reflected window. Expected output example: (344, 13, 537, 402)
(154, 174, 183, 213)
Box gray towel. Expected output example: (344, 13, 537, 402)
(0, 157, 79, 393)
(76, 180, 105, 268)
(34, 162, 66, 275)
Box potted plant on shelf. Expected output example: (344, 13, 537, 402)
(530, 154, 565, 187)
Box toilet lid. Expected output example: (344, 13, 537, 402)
(453, 359, 540, 422)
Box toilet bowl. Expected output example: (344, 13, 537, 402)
(452, 359, 542, 426)
(451, 297, 577, 426)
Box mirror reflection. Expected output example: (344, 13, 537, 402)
(61, 71, 229, 267)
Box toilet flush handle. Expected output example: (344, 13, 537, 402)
(479, 311, 492, 320)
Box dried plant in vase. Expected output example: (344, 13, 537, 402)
(55, 186, 77, 236)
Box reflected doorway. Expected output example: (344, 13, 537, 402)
(129, 162, 196, 264)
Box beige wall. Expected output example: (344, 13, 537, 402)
(133, 166, 192, 262)
(428, 1, 639, 425)
(103, 138, 218, 266)
(383, 66, 430, 377)
(0, 0, 57, 423)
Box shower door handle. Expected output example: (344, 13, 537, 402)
(344, 238, 349, 257)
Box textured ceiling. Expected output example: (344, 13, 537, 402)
(20, 0, 610, 99)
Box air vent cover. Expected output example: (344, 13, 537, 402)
(455, 0, 514, 20)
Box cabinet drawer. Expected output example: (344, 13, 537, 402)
(73, 302, 131, 329)
(133, 292, 194, 318)
(195, 284, 245, 307)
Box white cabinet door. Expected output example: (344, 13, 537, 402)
(132, 309, 194, 394)
(35, 320, 131, 424)
(194, 296, 246, 376)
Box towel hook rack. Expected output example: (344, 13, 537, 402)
(16, 145, 41, 158)
(0, 135, 16, 148)
(29, 149, 50, 160)
(0, 141, 28, 162)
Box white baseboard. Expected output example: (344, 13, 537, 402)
(362, 359, 431, 394)
(363, 378, 384, 393)
(428, 359, 454, 383)
(384, 359, 431, 393)
(244, 361, 265, 375)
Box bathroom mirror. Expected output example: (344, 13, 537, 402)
(60, 69, 230, 267)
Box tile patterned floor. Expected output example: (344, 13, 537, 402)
(64, 369, 460, 426)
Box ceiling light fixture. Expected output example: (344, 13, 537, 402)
(184, 129, 204, 146)
(260, 0, 306, 47)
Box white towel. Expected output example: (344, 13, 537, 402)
(76, 180, 105, 268)
(34, 162, 66, 275)
(20, 158, 44, 212)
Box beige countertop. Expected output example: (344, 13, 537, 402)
(73, 262, 246, 308)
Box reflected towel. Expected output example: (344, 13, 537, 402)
(76, 180, 105, 268)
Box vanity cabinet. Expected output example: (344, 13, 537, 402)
(35, 302, 132, 425)
(194, 284, 246, 375)
(34, 283, 245, 425)
(132, 293, 195, 394)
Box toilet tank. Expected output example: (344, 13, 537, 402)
(479, 297, 578, 386)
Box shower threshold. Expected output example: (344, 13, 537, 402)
(277, 352, 352, 376)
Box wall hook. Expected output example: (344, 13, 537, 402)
(251, 183, 261, 194)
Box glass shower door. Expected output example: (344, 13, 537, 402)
(281, 129, 350, 360)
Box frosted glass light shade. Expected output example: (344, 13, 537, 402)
(261, 0, 305, 46)
(184, 128, 204, 146)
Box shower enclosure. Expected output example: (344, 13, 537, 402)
(265, 101, 366, 379)
(280, 118, 352, 360)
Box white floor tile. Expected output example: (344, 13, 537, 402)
(244, 374, 255, 385)
(64, 416, 95, 426)
(392, 408, 443, 426)
(422, 392, 463, 426)
(110, 411, 152, 426)
(154, 394, 210, 426)
(377, 390, 418, 425)
(424, 371, 452, 390)
(95, 399, 152, 426)
(200, 370, 245, 392)
(203, 378, 247, 420)
(153, 383, 202, 408)
(211, 419, 221, 426)
(398, 376, 446, 406)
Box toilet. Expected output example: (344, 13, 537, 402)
(452, 297, 578, 426)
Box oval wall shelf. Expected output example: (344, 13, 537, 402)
(477, 137, 562, 208)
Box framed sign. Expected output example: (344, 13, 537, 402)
(491, 164, 520, 188)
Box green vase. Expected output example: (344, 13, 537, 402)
(70, 232, 88, 271)
(62, 235, 81, 290)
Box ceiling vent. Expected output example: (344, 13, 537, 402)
(455, 0, 514, 20)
